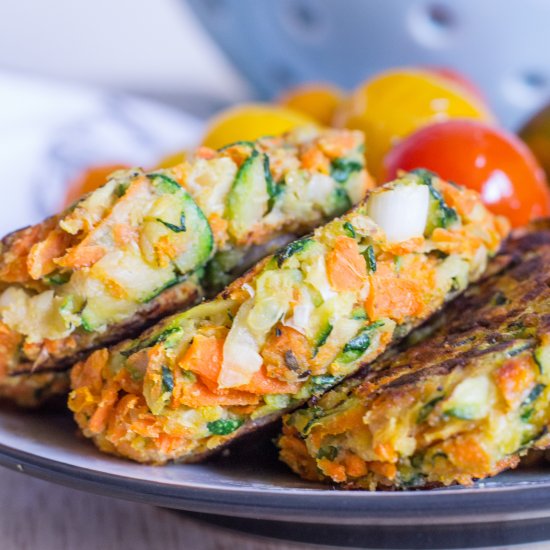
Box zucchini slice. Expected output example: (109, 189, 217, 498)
(226, 150, 270, 241)
(142, 176, 214, 275)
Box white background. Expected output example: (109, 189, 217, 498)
(0, 0, 251, 109)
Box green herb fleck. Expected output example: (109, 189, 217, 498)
(157, 212, 186, 233)
(411, 168, 437, 186)
(340, 329, 371, 363)
(45, 271, 71, 286)
(310, 375, 339, 394)
(362, 245, 377, 272)
(343, 221, 356, 238)
(507, 342, 532, 358)
(121, 327, 183, 358)
(329, 187, 352, 215)
(264, 154, 283, 212)
(521, 408, 534, 422)
(161, 366, 174, 394)
(330, 158, 363, 184)
(115, 183, 129, 197)
(523, 384, 546, 407)
(314, 324, 333, 356)
(339, 322, 383, 363)
(417, 395, 444, 424)
(317, 446, 338, 461)
(351, 308, 367, 321)
(274, 237, 312, 267)
(394, 256, 402, 272)
(207, 418, 243, 436)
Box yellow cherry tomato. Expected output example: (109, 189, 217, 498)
(278, 83, 344, 126)
(156, 150, 187, 169)
(201, 103, 317, 150)
(336, 68, 494, 179)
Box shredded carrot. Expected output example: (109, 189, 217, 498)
(0, 219, 58, 283)
(431, 227, 483, 258)
(262, 326, 311, 382)
(88, 382, 119, 434)
(55, 244, 107, 270)
(278, 430, 321, 481)
(318, 458, 347, 482)
(300, 146, 330, 174)
(442, 435, 492, 478)
(44, 336, 77, 356)
(0, 323, 22, 378)
(208, 213, 229, 247)
(494, 356, 537, 409)
(326, 236, 367, 292)
(112, 224, 137, 248)
(382, 236, 425, 256)
(70, 348, 109, 395)
(373, 442, 398, 463)
(173, 380, 259, 408)
(56, 177, 149, 270)
(318, 132, 359, 158)
(27, 227, 74, 279)
(237, 365, 300, 395)
(344, 453, 368, 478)
(178, 333, 224, 387)
(368, 460, 397, 480)
(195, 146, 216, 160)
(366, 258, 434, 323)
(438, 180, 479, 219)
(309, 406, 366, 449)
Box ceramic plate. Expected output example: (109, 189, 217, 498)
(2, 406, 550, 546)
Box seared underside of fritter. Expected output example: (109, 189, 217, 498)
(279, 221, 550, 490)
(0, 128, 369, 404)
(68, 171, 507, 464)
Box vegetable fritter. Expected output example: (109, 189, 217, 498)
(279, 221, 550, 490)
(68, 171, 508, 464)
(0, 128, 369, 404)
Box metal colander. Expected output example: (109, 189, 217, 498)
(186, 0, 550, 129)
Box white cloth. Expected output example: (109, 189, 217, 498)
(0, 72, 203, 235)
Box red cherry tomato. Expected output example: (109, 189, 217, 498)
(383, 120, 550, 227)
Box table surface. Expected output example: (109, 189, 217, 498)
(5, 465, 550, 550)
(0, 466, 308, 550)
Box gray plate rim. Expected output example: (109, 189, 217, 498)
(2, 436, 550, 526)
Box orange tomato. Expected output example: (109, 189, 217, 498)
(278, 83, 344, 126)
(383, 120, 550, 227)
(63, 163, 128, 208)
(336, 68, 493, 179)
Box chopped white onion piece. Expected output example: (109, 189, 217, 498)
(219, 300, 262, 389)
(367, 184, 429, 243)
(304, 255, 337, 300)
(282, 288, 313, 335)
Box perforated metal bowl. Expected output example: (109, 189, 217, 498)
(186, 0, 550, 129)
